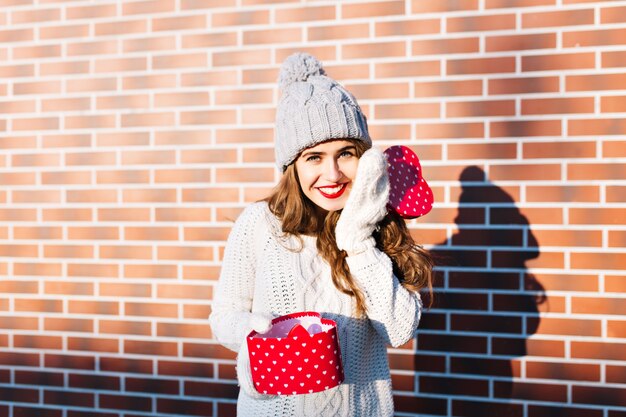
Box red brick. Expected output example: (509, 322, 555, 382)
(607, 186, 626, 202)
(45, 354, 95, 370)
(487, 33, 556, 52)
(69, 373, 120, 391)
(529, 404, 603, 417)
(126, 377, 179, 395)
(491, 120, 561, 137)
(570, 208, 625, 225)
(536, 317, 601, 337)
(448, 14, 515, 32)
(377, 18, 439, 37)
(344, 41, 406, 59)
(308, 23, 369, 41)
(15, 335, 63, 350)
(375, 61, 440, 78)
(526, 361, 600, 381)
(275, 5, 335, 23)
(570, 118, 626, 136)
(158, 360, 214, 378)
(447, 100, 515, 117)
(100, 357, 153, 374)
(16, 370, 64, 387)
(523, 53, 595, 71)
(567, 73, 626, 92)
(572, 341, 626, 361)
(99, 320, 151, 336)
(498, 381, 567, 402)
(68, 337, 119, 353)
(522, 9, 594, 28)
(0, 387, 38, 403)
(98, 394, 152, 412)
(523, 141, 596, 158)
(157, 398, 214, 417)
(125, 340, 178, 356)
(573, 386, 626, 407)
(448, 57, 515, 75)
(45, 318, 93, 333)
(522, 97, 594, 115)
(564, 28, 626, 47)
(412, 0, 478, 13)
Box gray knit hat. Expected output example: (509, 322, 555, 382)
(274, 53, 371, 172)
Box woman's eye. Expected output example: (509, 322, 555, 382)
(339, 151, 354, 158)
(306, 155, 320, 162)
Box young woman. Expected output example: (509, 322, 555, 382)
(209, 53, 433, 417)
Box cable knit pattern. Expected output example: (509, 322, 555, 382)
(209, 202, 423, 417)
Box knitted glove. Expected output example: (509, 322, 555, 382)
(335, 147, 390, 255)
(236, 313, 274, 399)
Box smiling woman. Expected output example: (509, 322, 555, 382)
(209, 53, 433, 417)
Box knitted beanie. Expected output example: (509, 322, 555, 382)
(274, 53, 371, 172)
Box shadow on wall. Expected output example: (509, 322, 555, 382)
(422, 166, 547, 416)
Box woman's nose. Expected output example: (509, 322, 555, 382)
(324, 159, 343, 182)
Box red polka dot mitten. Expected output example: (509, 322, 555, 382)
(384, 145, 433, 219)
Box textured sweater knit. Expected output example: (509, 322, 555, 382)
(209, 202, 423, 417)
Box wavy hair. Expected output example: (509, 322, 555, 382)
(264, 140, 433, 317)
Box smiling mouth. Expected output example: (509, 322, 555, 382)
(316, 183, 348, 199)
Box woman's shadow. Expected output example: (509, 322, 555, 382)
(424, 166, 546, 415)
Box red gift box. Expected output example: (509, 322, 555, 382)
(246, 311, 344, 396)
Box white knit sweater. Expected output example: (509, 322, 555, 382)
(209, 202, 423, 417)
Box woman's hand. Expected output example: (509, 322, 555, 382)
(335, 147, 390, 255)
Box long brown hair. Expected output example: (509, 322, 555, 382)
(265, 140, 433, 317)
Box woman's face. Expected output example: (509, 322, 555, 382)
(294, 139, 359, 213)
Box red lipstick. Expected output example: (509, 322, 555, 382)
(317, 183, 348, 199)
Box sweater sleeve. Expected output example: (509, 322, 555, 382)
(346, 246, 423, 348)
(209, 203, 270, 353)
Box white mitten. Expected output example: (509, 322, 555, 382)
(335, 147, 390, 255)
(236, 312, 274, 399)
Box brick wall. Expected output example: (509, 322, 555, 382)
(1, 0, 625, 416)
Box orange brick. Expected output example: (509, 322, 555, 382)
(523, 53, 595, 72)
(42, 97, 90, 112)
(215, 168, 274, 183)
(276, 46, 337, 63)
(122, 74, 177, 90)
(98, 208, 150, 222)
(68, 40, 118, 57)
(525, 250, 565, 269)
(0, 172, 35, 186)
(67, 4, 116, 19)
(181, 0, 235, 9)
(486, 33, 556, 52)
(602, 96, 626, 113)
(95, 19, 147, 36)
(275, 5, 335, 23)
(180, 109, 237, 125)
(44, 281, 94, 296)
(573, 297, 626, 316)
(66, 77, 116, 94)
(567, 163, 626, 180)
(99, 320, 152, 336)
(13, 262, 63, 276)
(486, 0, 553, 7)
(572, 253, 625, 270)
(45, 318, 93, 333)
(375, 103, 439, 119)
(243, 28, 301, 45)
(121, 112, 175, 127)
(448, 57, 515, 75)
(182, 187, 239, 203)
(157, 284, 212, 300)
(154, 92, 209, 107)
(66, 190, 117, 203)
(601, 5, 626, 24)
(181, 32, 237, 48)
(0, 64, 34, 78)
(96, 170, 150, 184)
(448, 143, 517, 160)
(523, 8, 594, 28)
(212, 9, 268, 26)
(122, 188, 177, 203)
(122, 0, 175, 14)
(125, 302, 177, 318)
(66, 151, 116, 166)
(242, 68, 279, 84)
(153, 52, 207, 70)
(12, 117, 59, 131)
(491, 120, 561, 137)
(570, 119, 626, 136)
(215, 88, 273, 105)
(416, 122, 484, 139)
(14, 334, 62, 350)
(447, 14, 515, 32)
(534, 273, 598, 292)
(183, 304, 213, 319)
(412, 0, 478, 13)
(608, 322, 626, 338)
(184, 227, 230, 241)
(412, 37, 479, 55)
(155, 169, 211, 184)
(181, 149, 237, 164)
(0, 316, 38, 330)
(376, 61, 440, 78)
(522, 97, 594, 115)
(100, 245, 152, 260)
(309, 23, 370, 41)
(342, 1, 404, 18)
(66, 115, 116, 129)
(41, 24, 89, 39)
(377, 18, 439, 37)
(97, 132, 149, 147)
(570, 208, 625, 225)
(41, 60, 90, 76)
(606, 185, 626, 203)
(533, 229, 602, 247)
(42, 208, 92, 221)
(344, 82, 410, 100)
(536, 317, 601, 337)
(12, 190, 61, 204)
(153, 14, 206, 31)
(14, 226, 62, 239)
(44, 245, 94, 259)
(0, 281, 38, 294)
(157, 246, 213, 261)
(527, 361, 600, 382)
(447, 100, 515, 117)
(180, 71, 239, 87)
(603, 141, 626, 158)
(100, 283, 151, 298)
(344, 41, 405, 59)
(564, 28, 626, 47)
(490, 164, 561, 181)
(125, 264, 177, 279)
(213, 49, 271, 67)
(67, 227, 119, 240)
(15, 299, 62, 313)
(183, 265, 221, 281)
(215, 207, 245, 222)
(68, 337, 118, 353)
(121, 150, 176, 165)
(68, 263, 118, 278)
(12, 7, 61, 24)
(125, 226, 178, 241)
(156, 208, 212, 222)
(523, 141, 596, 158)
(0, 28, 33, 43)
(526, 185, 599, 202)
(13, 81, 61, 96)
(414, 79, 483, 97)
(157, 322, 212, 339)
